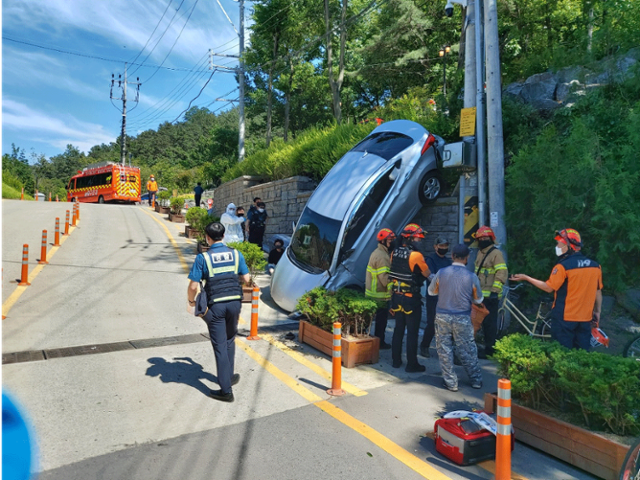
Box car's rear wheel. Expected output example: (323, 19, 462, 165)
(70, 197, 76, 203)
(98, 196, 105, 204)
(418, 171, 443, 205)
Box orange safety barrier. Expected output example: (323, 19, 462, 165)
(35, 189, 39, 201)
(56, 194, 59, 202)
(75, 203, 80, 221)
(327, 322, 345, 396)
(19, 245, 30, 286)
(496, 378, 512, 480)
(38, 230, 49, 264)
(64, 210, 70, 235)
(49, 192, 52, 202)
(247, 286, 261, 340)
(21, 187, 24, 201)
(72, 205, 77, 226)
(54, 218, 61, 246)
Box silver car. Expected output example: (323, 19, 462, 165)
(271, 120, 445, 312)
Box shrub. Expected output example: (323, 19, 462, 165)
(296, 287, 378, 337)
(169, 197, 183, 214)
(186, 206, 208, 227)
(226, 241, 267, 284)
(157, 190, 171, 206)
(493, 334, 640, 436)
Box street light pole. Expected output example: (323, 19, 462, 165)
(439, 46, 451, 96)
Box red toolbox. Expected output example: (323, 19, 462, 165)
(434, 412, 513, 466)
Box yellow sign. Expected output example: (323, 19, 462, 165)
(460, 107, 477, 137)
(463, 196, 479, 247)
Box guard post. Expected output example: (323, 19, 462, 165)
(496, 378, 512, 480)
(64, 210, 70, 236)
(247, 286, 261, 340)
(327, 322, 345, 396)
(54, 218, 61, 246)
(19, 245, 30, 286)
(38, 230, 48, 264)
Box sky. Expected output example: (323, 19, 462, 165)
(1, 0, 247, 161)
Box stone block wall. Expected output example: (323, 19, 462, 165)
(412, 196, 460, 248)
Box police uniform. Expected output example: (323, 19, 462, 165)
(546, 252, 603, 350)
(188, 243, 249, 394)
(389, 244, 430, 371)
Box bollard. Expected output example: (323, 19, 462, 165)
(56, 194, 59, 202)
(327, 322, 345, 396)
(76, 203, 80, 221)
(38, 230, 49, 264)
(496, 378, 512, 480)
(54, 218, 61, 246)
(35, 189, 38, 201)
(21, 187, 24, 201)
(64, 210, 70, 235)
(72, 205, 77, 226)
(152, 198, 155, 209)
(19, 245, 30, 286)
(49, 192, 52, 202)
(247, 286, 261, 340)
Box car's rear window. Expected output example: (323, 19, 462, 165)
(351, 132, 414, 161)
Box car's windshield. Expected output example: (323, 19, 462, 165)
(352, 132, 414, 161)
(289, 208, 342, 273)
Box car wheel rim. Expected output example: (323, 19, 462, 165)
(423, 178, 441, 199)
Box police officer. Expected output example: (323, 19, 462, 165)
(420, 237, 452, 358)
(510, 228, 603, 351)
(187, 222, 250, 402)
(365, 228, 395, 349)
(388, 224, 430, 372)
(474, 226, 508, 358)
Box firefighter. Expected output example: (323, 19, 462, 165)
(365, 228, 395, 349)
(187, 222, 250, 402)
(473, 226, 508, 358)
(388, 224, 430, 372)
(510, 228, 603, 351)
(146, 175, 158, 207)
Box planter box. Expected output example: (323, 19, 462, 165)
(196, 242, 209, 254)
(484, 393, 630, 480)
(242, 285, 254, 303)
(187, 227, 201, 239)
(169, 213, 185, 223)
(298, 320, 380, 368)
(158, 206, 170, 214)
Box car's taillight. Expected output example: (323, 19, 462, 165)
(421, 134, 436, 156)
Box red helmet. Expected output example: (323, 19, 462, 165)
(377, 228, 396, 242)
(554, 228, 582, 251)
(474, 226, 495, 241)
(591, 327, 609, 348)
(401, 224, 425, 239)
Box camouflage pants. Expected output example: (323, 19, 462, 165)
(435, 313, 482, 389)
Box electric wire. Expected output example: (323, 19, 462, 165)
(170, 69, 217, 123)
(127, 0, 175, 67)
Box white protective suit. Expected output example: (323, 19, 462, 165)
(220, 203, 245, 245)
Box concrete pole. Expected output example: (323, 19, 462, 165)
(238, 0, 246, 162)
(121, 63, 127, 166)
(475, 0, 486, 228)
(484, 0, 506, 248)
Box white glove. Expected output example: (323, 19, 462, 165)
(186, 302, 195, 316)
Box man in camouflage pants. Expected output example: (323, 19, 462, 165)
(428, 244, 484, 392)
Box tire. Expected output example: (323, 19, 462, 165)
(70, 197, 76, 203)
(98, 196, 105, 204)
(418, 171, 444, 205)
(623, 335, 640, 359)
(618, 437, 640, 480)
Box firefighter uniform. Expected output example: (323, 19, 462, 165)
(146, 178, 158, 206)
(546, 252, 603, 350)
(188, 243, 249, 394)
(474, 245, 508, 356)
(365, 243, 392, 345)
(389, 245, 430, 371)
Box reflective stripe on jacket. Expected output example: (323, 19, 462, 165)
(365, 243, 391, 300)
(202, 247, 243, 303)
(474, 245, 508, 297)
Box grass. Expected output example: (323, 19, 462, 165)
(2, 183, 33, 200)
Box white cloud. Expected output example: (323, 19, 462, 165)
(2, 99, 115, 154)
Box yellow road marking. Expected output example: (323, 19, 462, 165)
(259, 331, 368, 397)
(138, 207, 190, 274)
(477, 460, 529, 480)
(236, 337, 454, 480)
(2, 223, 77, 319)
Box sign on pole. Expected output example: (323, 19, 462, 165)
(460, 107, 477, 137)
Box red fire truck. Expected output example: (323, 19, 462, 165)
(67, 162, 141, 204)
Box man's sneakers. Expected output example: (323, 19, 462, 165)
(208, 390, 234, 402)
(471, 381, 483, 389)
(442, 381, 458, 392)
(405, 363, 426, 373)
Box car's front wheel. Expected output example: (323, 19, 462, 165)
(418, 171, 443, 204)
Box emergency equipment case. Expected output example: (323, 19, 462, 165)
(434, 413, 514, 466)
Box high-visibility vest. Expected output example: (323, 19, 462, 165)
(202, 246, 243, 303)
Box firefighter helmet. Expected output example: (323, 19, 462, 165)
(591, 327, 609, 348)
(401, 224, 425, 239)
(554, 228, 582, 251)
(474, 226, 496, 241)
(377, 228, 396, 243)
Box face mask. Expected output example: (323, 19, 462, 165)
(478, 239, 493, 250)
(258, 208, 265, 213)
(555, 246, 565, 256)
(437, 248, 449, 256)
(237, 212, 244, 217)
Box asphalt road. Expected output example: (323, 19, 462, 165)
(2, 200, 599, 480)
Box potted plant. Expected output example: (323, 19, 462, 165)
(227, 241, 267, 302)
(485, 334, 639, 479)
(185, 207, 208, 239)
(295, 287, 380, 368)
(194, 215, 219, 254)
(168, 197, 185, 222)
(156, 190, 171, 214)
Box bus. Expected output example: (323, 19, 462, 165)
(67, 162, 141, 204)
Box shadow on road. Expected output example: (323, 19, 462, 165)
(145, 357, 217, 396)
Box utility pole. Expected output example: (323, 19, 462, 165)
(238, 0, 246, 162)
(475, 0, 487, 228)
(484, 0, 506, 249)
(110, 63, 140, 166)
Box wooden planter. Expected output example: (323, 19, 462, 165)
(158, 206, 170, 214)
(484, 393, 630, 480)
(196, 242, 209, 254)
(169, 213, 185, 223)
(242, 285, 256, 303)
(187, 227, 201, 239)
(298, 320, 380, 368)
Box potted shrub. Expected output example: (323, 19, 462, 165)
(168, 197, 185, 222)
(185, 207, 208, 239)
(156, 191, 171, 214)
(484, 334, 639, 479)
(227, 241, 267, 301)
(295, 287, 380, 368)
(194, 215, 219, 254)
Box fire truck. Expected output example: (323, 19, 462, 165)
(66, 162, 141, 204)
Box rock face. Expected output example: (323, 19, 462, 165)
(616, 289, 640, 322)
(504, 49, 638, 110)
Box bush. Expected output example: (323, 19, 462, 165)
(157, 190, 171, 206)
(186, 206, 208, 227)
(493, 334, 640, 436)
(226, 241, 267, 284)
(169, 197, 183, 214)
(296, 287, 379, 337)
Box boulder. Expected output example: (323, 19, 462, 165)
(519, 72, 560, 110)
(556, 80, 582, 103)
(616, 289, 640, 321)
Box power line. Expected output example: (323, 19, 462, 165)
(170, 69, 217, 123)
(127, 0, 175, 67)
